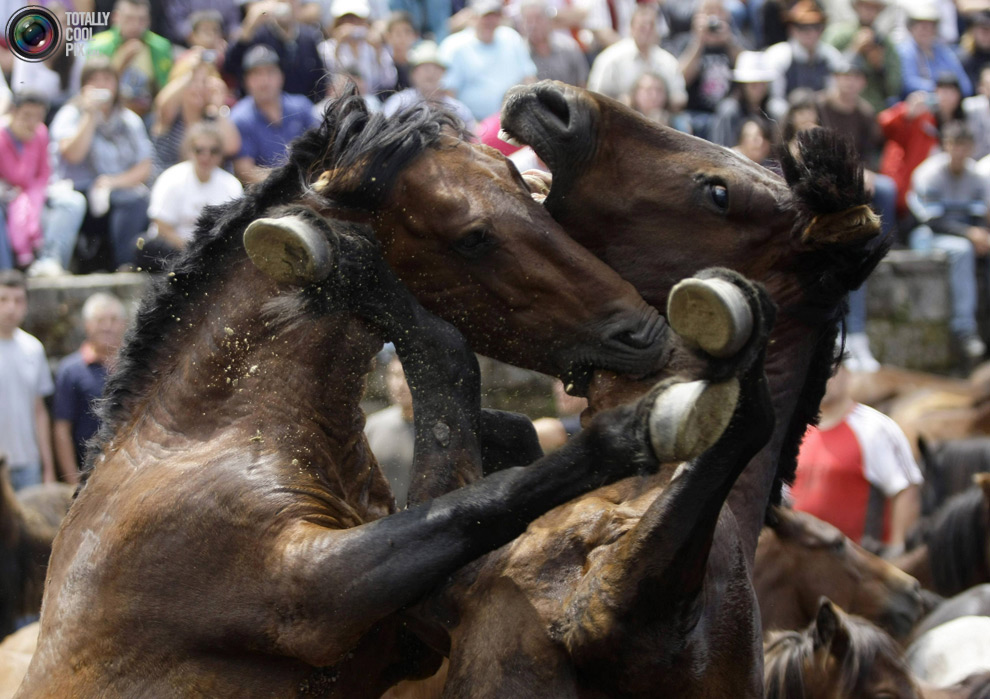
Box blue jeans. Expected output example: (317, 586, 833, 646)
(844, 175, 898, 334)
(108, 188, 150, 268)
(8, 464, 42, 492)
(41, 188, 86, 268)
(910, 225, 979, 335)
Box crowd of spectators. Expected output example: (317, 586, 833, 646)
(4, 0, 990, 369)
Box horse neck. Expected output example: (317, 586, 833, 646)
(112, 261, 383, 493)
(728, 288, 837, 563)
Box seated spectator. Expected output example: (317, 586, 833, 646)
(230, 45, 318, 184)
(168, 10, 232, 84)
(382, 41, 476, 131)
(0, 93, 85, 275)
(313, 66, 383, 117)
(588, 4, 686, 108)
(669, 0, 744, 140)
(53, 292, 127, 484)
(764, 0, 845, 104)
(225, 0, 327, 103)
(387, 0, 453, 42)
(49, 57, 153, 272)
(964, 66, 990, 160)
(898, 1, 972, 99)
(383, 11, 419, 93)
(86, 0, 174, 118)
(518, 0, 589, 87)
(908, 121, 990, 362)
(732, 116, 775, 166)
(163, 0, 242, 45)
(790, 359, 922, 548)
(439, 0, 538, 122)
(151, 54, 240, 175)
(320, 0, 399, 97)
(0, 270, 55, 491)
(364, 355, 414, 508)
(960, 10, 990, 91)
(143, 122, 243, 270)
(822, 0, 901, 113)
(626, 71, 692, 132)
(780, 87, 819, 156)
(710, 49, 785, 147)
(9, 1, 81, 115)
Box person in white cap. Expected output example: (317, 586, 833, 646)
(709, 49, 785, 146)
(320, 0, 398, 96)
(382, 41, 476, 130)
(897, 1, 972, 98)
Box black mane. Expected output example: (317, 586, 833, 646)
(85, 93, 462, 477)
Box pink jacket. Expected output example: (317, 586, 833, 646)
(0, 124, 51, 266)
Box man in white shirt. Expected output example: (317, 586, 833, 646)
(587, 4, 686, 108)
(143, 121, 242, 270)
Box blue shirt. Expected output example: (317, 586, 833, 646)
(897, 38, 973, 98)
(53, 350, 108, 467)
(231, 93, 317, 169)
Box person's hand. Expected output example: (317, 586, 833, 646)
(116, 38, 145, 66)
(906, 90, 931, 119)
(93, 174, 116, 192)
(849, 26, 876, 54)
(967, 226, 990, 255)
(79, 85, 110, 114)
(334, 22, 370, 43)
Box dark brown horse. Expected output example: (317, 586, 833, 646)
(755, 507, 922, 640)
(400, 82, 884, 695)
(15, 99, 674, 697)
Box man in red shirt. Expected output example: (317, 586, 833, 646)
(790, 360, 923, 548)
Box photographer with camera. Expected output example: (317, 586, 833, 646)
(822, 0, 901, 113)
(670, 0, 744, 140)
(763, 0, 844, 103)
(319, 0, 397, 97)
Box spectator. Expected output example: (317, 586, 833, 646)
(790, 360, 923, 547)
(780, 87, 819, 155)
(0, 93, 85, 275)
(960, 11, 990, 92)
(517, 0, 589, 87)
(230, 45, 318, 184)
(50, 57, 153, 272)
(908, 121, 990, 362)
(151, 54, 240, 175)
(383, 11, 419, 93)
(8, 1, 81, 115)
(964, 65, 990, 160)
(364, 355, 415, 508)
(626, 71, 692, 132)
(86, 0, 174, 117)
(320, 0, 399, 97)
(225, 0, 327, 103)
(169, 10, 232, 83)
(52, 293, 127, 484)
(383, 41, 476, 130)
(764, 0, 845, 104)
(670, 0, 744, 140)
(314, 65, 384, 116)
(710, 50, 785, 147)
(143, 122, 243, 270)
(439, 0, 538, 121)
(587, 4, 686, 108)
(897, 1, 972, 99)
(822, 0, 901, 113)
(533, 378, 587, 453)
(388, 0, 452, 41)
(0, 270, 55, 491)
(163, 0, 242, 45)
(732, 116, 775, 166)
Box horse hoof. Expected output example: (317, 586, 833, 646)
(648, 378, 740, 463)
(667, 278, 753, 358)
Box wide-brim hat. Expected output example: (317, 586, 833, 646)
(409, 40, 446, 68)
(733, 50, 778, 83)
(332, 0, 371, 20)
(470, 0, 504, 15)
(787, 0, 826, 25)
(907, 1, 940, 22)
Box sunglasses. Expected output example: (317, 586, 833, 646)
(193, 146, 222, 156)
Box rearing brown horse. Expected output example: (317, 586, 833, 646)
(16, 99, 679, 697)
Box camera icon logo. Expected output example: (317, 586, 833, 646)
(5, 6, 62, 62)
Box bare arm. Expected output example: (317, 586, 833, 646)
(53, 420, 80, 485)
(888, 483, 921, 547)
(153, 219, 187, 249)
(234, 156, 266, 185)
(35, 397, 55, 484)
(153, 69, 195, 135)
(59, 108, 99, 165)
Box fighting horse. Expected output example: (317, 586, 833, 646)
(15, 99, 676, 697)
(764, 599, 985, 699)
(754, 507, 922, 640)
(400, 82, 884, 695)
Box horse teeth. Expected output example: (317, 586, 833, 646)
(498, 129, 523, 147)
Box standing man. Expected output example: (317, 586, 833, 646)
(0, 270, 55, 491)
(53, 293, 127, 484)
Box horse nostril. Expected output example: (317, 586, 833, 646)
(538, 87, 571, 129)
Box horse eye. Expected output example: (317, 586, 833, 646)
(453, 227, 495, 258)
(709, 183, 729, 211)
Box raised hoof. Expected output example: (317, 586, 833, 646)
(648, 378, 740, 463)
(667, 278, 753, 358)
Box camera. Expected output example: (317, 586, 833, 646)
(707, 16, 723, 32)
(89, 88, 113, 104)
(201, 49, 217, 63)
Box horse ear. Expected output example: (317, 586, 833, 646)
(243, 216, 334, 285)
(800, 205, 881, 248)
(812, 598, 850, 660)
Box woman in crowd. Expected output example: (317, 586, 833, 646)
(49, 56, 153, 273)
(732, 116, 775, 166)
(626, 72, 692, 132)
(710, 50, 786, 147)
(319, 0, 398, 97)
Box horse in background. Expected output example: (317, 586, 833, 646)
(919, 439, 990, 513)
(911, 585, 990, 641)
(907, 616, 990, 691)
(0, 457, 73, 639)
(754, 507, 922, 640)
(16, 99, 673, 697)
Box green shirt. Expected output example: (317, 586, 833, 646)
(87, 27, 173, 91)
(823, 21, 902, 113)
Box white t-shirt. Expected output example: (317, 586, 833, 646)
(586, 38, 686, 104)
(844, 402, 924, 497)
(147, 161, 243, 243)
(0, 328, 54, 467)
